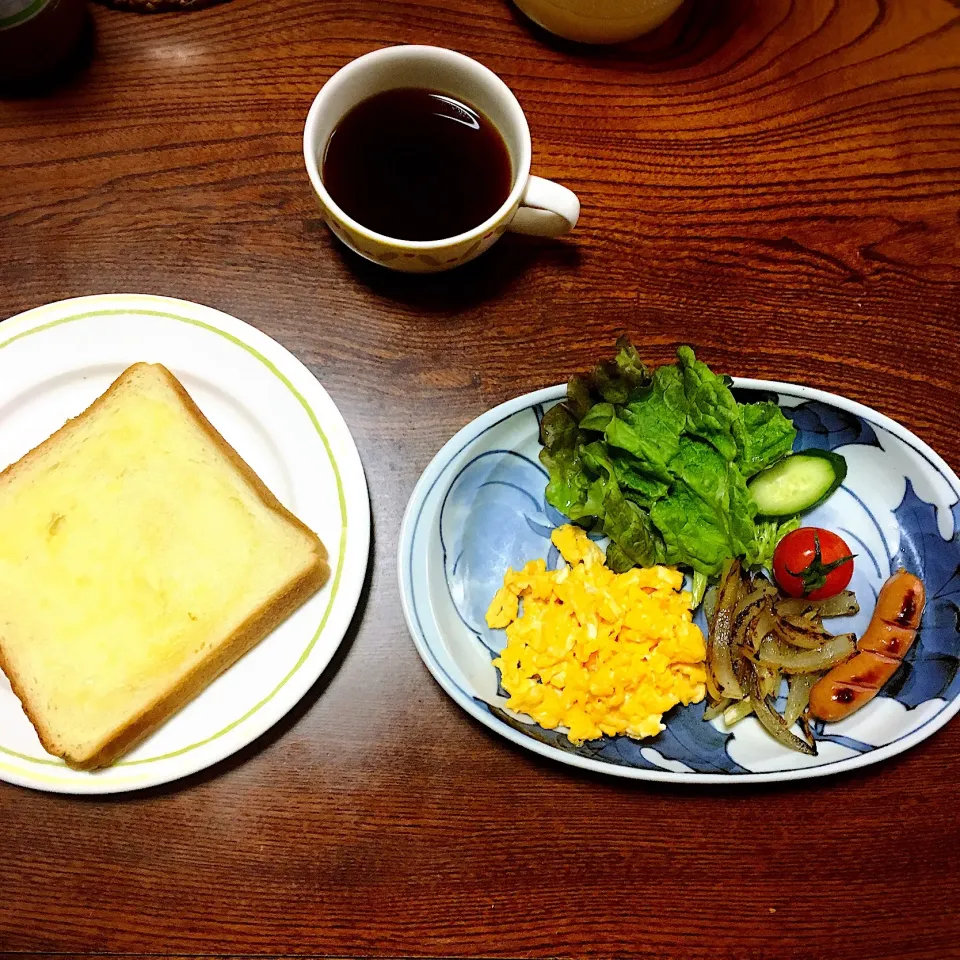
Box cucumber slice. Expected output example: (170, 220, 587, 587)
(748, 449, 847, 518)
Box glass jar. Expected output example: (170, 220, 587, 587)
(513, 0, 685, 44)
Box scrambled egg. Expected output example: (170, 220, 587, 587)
(487, 525, 706, 745)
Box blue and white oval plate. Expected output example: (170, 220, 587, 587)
(398, 380, 960, 784)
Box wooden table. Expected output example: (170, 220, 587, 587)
(2, 1, 959, 957)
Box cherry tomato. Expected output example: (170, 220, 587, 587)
(772, 527, 855, 600)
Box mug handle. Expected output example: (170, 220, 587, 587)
(508, 175, 580, 238)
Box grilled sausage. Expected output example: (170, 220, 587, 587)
(808, 569, 925, 723)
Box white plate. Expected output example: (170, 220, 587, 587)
(399, 382, 960, 784)
(0, 294, 369, 794)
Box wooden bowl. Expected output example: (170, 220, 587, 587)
(91, 0, 232, 11)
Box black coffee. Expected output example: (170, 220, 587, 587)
(322, 88, 512, 242)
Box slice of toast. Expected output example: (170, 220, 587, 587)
(0, 363, 329, 769)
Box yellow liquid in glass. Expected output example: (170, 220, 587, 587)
(513, 0, 684, 44)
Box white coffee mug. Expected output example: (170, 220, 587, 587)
(303, 45, 580, 273)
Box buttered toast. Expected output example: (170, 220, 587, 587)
(0, 363, 329, 769)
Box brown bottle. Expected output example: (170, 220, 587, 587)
(0, 0, 88, 91)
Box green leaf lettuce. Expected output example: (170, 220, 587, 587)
(539, 340, 802, 591)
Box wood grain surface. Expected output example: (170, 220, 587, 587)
(1, 1, 959, 958)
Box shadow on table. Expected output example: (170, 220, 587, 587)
(334, 232, 582, 314)
(90, 519, 377, 802)
(0, 10, 97, 99)
(508, 0, 750, 72)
